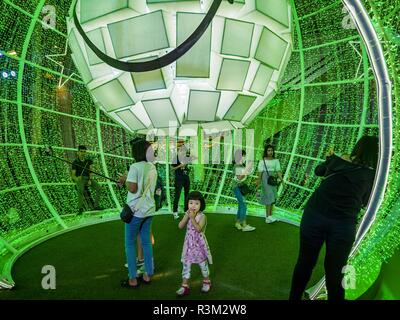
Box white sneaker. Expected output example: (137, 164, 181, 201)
(0, 278, 14, 290)
(201, 280, 211, 293)
(173, 212, 179, 219)
(241, 225, 256, 232)
(136, 265, 145, 277)
(234, 222, 242, 230)
(125, 258, 144, 269)
(265, 216, 277, 224)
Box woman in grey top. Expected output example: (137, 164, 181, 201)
(256, 144, 283, 224)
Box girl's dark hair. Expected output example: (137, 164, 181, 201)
(263, 144, 275, 159)
(187, 191, 206, 212)
(130, 138, 153, 162)
(350, 135, 379, 169)
(233, 149, 246, 165)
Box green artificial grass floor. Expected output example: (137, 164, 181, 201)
(4, 213, 325, 300)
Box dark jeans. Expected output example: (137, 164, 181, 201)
(76, 176, 100, 209)
(289, 208, 356, 300)
(173, 177, 190, 212)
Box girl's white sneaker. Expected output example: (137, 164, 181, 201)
(201, 280, 211, 293)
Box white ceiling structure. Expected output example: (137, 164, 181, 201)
(67, 0, 292, 136)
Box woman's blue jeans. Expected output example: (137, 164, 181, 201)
(233, 186, 247, 223)
(125, 216, 154, 279)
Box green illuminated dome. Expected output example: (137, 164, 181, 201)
(0, 0, 399, 299)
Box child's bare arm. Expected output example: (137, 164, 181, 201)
(178, 212, 190, 229)
(191, 214, 206, 233)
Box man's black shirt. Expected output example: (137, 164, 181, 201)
(72, 158, 93, 177)
(172, 159, 190, 180)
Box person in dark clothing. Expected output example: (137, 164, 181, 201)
(172, 141, 195, 219)
(289, 135, 378, 300)
(155, 174, 166, 212)
(71, 145, 102, 214)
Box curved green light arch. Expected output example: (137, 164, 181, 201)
(16, 0, 67, 230)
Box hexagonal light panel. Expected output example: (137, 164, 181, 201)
(67, 0, 292, 135)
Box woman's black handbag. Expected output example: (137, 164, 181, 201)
(121, 178, 152, 224)
(120, 204, 134, 223)
(267, 176, 280, 186)
(263, 160, 281, 186)
(239, 183, 250, 196)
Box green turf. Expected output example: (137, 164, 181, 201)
(3, 214, 325, 299)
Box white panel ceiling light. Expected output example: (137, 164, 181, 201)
(67, 0, 292, 135)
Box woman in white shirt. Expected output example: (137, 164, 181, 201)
(256, 144, 283, 223)
(121, 138, 157, 288)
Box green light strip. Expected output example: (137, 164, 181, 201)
(282, 0, 306, 190)
(164, 136, 172, 212)
(285, 76, 374, 89)
(100, 153, 132, 161)
(16, 0, 67, 229)
(293, 35, 360, 52)
(357, 42, 370, 140)
(0, 236, 18, 254)
(285, 181, 313, 192)
(2, 51, 84, 84)
(96, 105, 121, 209)
(298, 0, 342, 20)
(383, 2, 400, 23)
(276, 152, 323, 162)
(0, 184, 37, 194)
(0, 182, 116, 196)
(4, 0, 68, 38)
(0, 143, 132, 161)
(0, 98, 121, 127)
(258, 117, 379, 128)
(213, 131, 233, 211)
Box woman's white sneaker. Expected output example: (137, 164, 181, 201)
(241, 225, 256, 232)
(265, 216, 277, 224)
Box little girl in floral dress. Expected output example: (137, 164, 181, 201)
(176, 191, 212, 296)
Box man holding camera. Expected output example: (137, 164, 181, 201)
(71, 145, 102, 214)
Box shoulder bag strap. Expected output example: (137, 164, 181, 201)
(263, 159, 270, 176)
(132, 175, 154, 211)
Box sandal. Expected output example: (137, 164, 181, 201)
(120, 278, 139, 289)
(139, 274, 151, 284)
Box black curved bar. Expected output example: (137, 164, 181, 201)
(73, 0, 225, 72)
